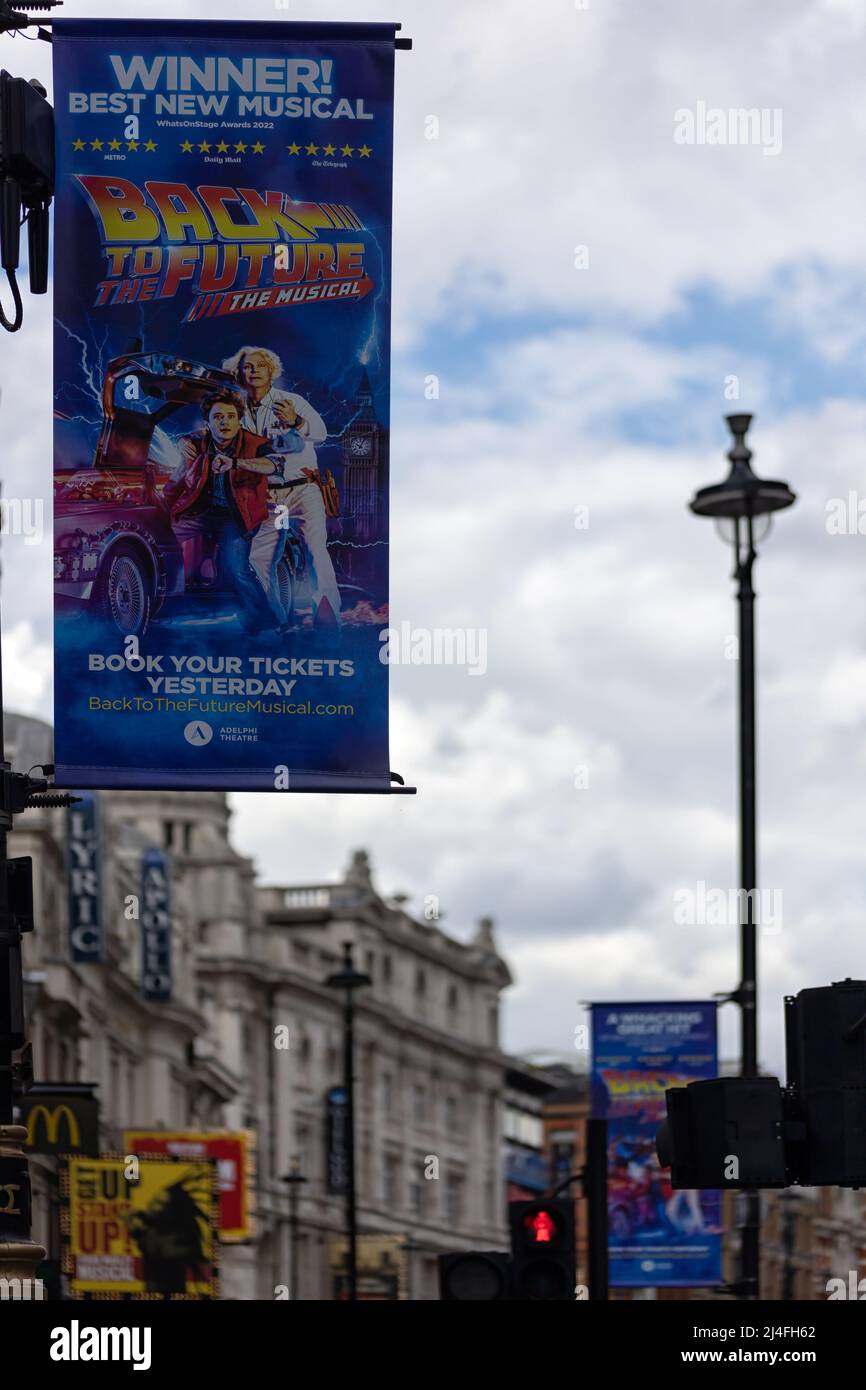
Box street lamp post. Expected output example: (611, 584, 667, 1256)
(325, 942, 371, 1302)
(280, 1156, 307, 1300)
(689, 414, 796, 1300)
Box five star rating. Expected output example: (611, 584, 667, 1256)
(71, 137, 373, 158)
(288, 142, 372, 157)
(72, 137, 157, 152)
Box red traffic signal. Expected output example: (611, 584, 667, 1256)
(522, 1207, 560, 1243)
(509, 1199, 575, 1300)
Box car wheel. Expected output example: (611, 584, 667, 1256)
(98, 545, 152, 636)
(275, 556, 295, 623)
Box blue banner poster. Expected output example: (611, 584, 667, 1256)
(140, 847, 171, 1002)
(52, 20, 398, 791)
(590, 1001, 722, 1289)
(66, 791, 104, 963)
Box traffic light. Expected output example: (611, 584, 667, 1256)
(0, 67, 54, 329)
(509, 1198, 575, 1300)
(657, 1076, 788, 1189)
(657, 980, 866, 1191)
(438, 1251, 511, 1301)
(784, 979, 866, 1186)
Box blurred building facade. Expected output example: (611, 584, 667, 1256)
(723, 1186, 866, 1301)
(9, 712, 512, 1300)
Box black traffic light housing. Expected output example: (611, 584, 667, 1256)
(509, 1198, 576, 1301)
(438, 1251, 511, 1301)
(657, 980, 866, 1192)
(0, 65, 54, 326)
(658, 1076, 788, 1189)
(785, 979, 866, 1186)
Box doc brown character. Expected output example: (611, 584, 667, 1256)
(222, 344, 340, 628)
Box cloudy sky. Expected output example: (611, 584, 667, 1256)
(3, 0, 866, 1073)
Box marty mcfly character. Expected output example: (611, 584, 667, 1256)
(162, 388, 285, 634)
(223, 344, 342, 628)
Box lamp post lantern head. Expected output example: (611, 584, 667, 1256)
(689, 414, 796, 522)
(281, 1154, 307, 1188)
(325, 940, 372, 994)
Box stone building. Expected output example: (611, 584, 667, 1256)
(9, 711, 512, 1299)
(254, 855, 512, 1298)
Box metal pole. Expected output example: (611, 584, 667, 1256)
(585, 1117, 608, 1301)
(0, 589, 47, 1286)
(735, 513, 760, 1299)
(289, 1179, 299, 1300)
(325, 944, 369, 1302)
(344, 984, 358, 1302)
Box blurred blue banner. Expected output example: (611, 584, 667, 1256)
(591, 1001, 722, 1288)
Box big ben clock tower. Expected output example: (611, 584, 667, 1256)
(341, 369, 384, 548)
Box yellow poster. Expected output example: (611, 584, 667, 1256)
(123, 1130, 255, 1242)
(329, 1233, 408, 1300)
(61, 1155, 219, 1299)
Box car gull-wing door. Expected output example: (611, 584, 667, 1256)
(94, 352, 237, 473)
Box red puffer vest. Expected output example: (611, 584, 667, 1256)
(166, 427, 270, 532)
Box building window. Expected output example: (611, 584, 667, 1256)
(163, 821, 174, 849)
(296, 1125, 311, 1181)
(504, 1107, 543, 1148)
(183, 822, 193, 854)
(363, 1044, 375, 1089)
(383, 955, 392, 985)
(415, 967, 426, 997)
(109, 1047, 120, 1116)
(382, 1072, 393, 1117)
(383, 1154, 399, 1207)
(445, 1175, 462, 1227)
(447, 984, 459, 1021)
(365, 949, 375, 979)
(445, 1095, 458, 1134)
(409, 1177, 424, 1220)
(413, 1084, 426, 1124)
(488, 1004, 498, 1045)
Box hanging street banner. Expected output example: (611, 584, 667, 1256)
(61, 1154, 219, 1298)
(140, 847, 172, 1001)
(66, 792, 104, 963)
(124, 1130, 255, 1243)
(325, 1084, 349, 1195)
(590, 1001, 722, 1289)
(52, 19, 399, 791)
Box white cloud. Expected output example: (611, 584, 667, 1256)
(5, 0, 866, 1078)
(2, 619, 52, 711)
